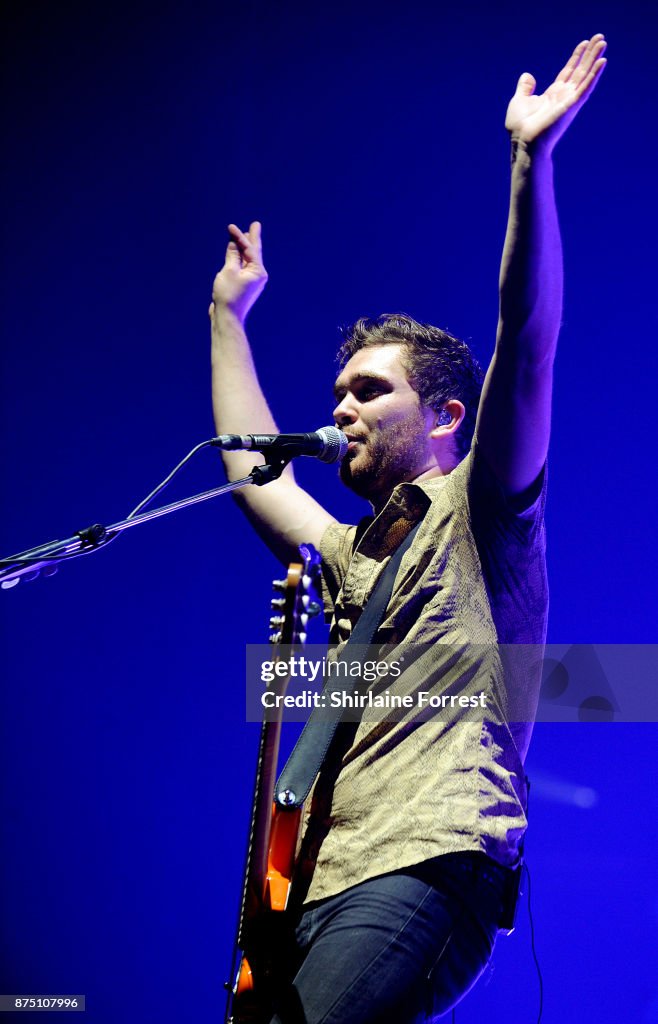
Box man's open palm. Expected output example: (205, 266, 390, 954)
(505, 34, 607, 153)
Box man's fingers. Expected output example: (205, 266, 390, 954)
(227, 222, 263, 263)
(574, 55, 607, 102)
(558, 34, 606, 85)
(227, 222, 245, 243)
(248, 221, 264, 261)
(225, 240, 242, 270)
(581, 45, 607, 79)
(516, 72, 536, 96)
(556, 40, 589, 84)
(227, 222, 251, 248)
(226, 225, 252, 266)
(569, 35, 606, 103)
(572, 36, 606, 87)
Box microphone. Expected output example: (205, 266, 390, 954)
(212, 426, 348, 464)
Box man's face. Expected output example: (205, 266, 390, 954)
(332, 343, 435, 505)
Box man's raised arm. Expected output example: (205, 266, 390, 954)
(475, 35, 607, 498)
(210, 222, 335, 564)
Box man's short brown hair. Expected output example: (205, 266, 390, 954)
(338, 313, 484, 460)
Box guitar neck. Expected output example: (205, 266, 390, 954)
(237, 712, 285, 940)
(226, 546, 321, 1024)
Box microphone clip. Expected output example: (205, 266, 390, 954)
(249, 455, 294, 486)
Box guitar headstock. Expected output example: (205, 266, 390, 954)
(268, 543, 322, 647)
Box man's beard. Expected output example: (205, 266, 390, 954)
(338, 414, 430, 504)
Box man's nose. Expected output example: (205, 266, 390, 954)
(333, 397, 358, 426)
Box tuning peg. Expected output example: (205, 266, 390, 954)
(269, 615, 284, 628)
(272, 580, 287, 592)
(302, 574, 312, 590)
(293, 632, 307, 644)
(270, 597, 286, 609)
(269, 631, 282, 644)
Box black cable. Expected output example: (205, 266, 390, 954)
(125, 438, 216, 519)
(1, 439, 220, 575)
(450, 864, 542, 1024)
(525, 862, 543, 1024)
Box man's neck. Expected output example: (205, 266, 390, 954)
(369, 461, 457, 515)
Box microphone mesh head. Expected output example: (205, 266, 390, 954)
(316, 426, 349, 463)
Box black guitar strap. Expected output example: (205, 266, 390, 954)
(274, 518, 422, 809)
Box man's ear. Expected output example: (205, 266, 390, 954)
(429, 400, 466, 438)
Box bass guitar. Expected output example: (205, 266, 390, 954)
(225, 543, 321, 1024)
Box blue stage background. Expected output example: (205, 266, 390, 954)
(1, 2, 657, 1021)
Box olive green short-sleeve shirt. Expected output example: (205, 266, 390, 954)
(297, 442, 548, 904)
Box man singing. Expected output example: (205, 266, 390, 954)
(211, 35, 607, 1023)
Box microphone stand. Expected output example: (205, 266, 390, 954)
(0, 455, 290, 591)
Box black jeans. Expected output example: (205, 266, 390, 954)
(270, 853, 510, 1024)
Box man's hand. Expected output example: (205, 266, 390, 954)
(505, 34, 607, 154)
(478, 35, 608, 497)
(210, 220, 335, 563)
(210, 221, 268, 324)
